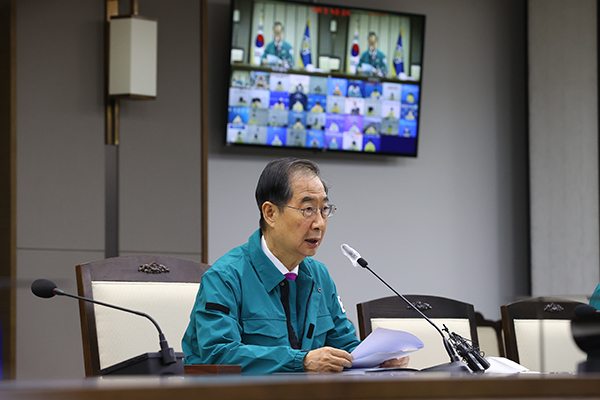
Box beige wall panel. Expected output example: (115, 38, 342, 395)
(16, 249, 104, 380)
(118, 0, 202, 255)
(16, 0, 105, 251)
(529, 0, 599, 296)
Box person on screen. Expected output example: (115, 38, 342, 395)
(292, 118, 305, 130)
(292, 100, 305, 112)
(251, 98, 262, 109)
(364, 139, 376, 152)
(358, 32, 388, 78)
(328, 136, 339, 149)
(310, 101, 324, 113)
(261, 22, 294, 69)
(248, 113, 259, 126)
(332, 84, 343, 97)
(365, 124, 377, 134)
(369, 89, 381, 99)
(402, 126, 411, 138)
(182, 158, 410, 374)
(254, 74, 269, 89)
(348, 84, 362, 98)
(273, 97, 286, 110)
(311, 118, 323, 130)
(271, 134, 283, 146)
(232, 115, 243, 125)
(235, 131, 244, 143)
(331, 102, 341, 114)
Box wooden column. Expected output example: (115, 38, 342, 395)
(0, 0, 17, 380)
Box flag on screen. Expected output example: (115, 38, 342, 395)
(299, 19, 312, 69)
(348, 23, 360, 73)
(393, 29, 404, 77)
(252, 11, 265, 65)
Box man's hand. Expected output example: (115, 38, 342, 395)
(379, 356, 410, 369)
(303, 346, 353, 372)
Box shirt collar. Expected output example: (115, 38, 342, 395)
(261, 234, 299, 276)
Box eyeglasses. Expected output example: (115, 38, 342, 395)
(285, 204, 337, 219)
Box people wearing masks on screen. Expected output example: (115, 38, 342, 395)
(262, 22, 294, 69)
(358, 32, 388, 78)
(182, 158, 410, 374)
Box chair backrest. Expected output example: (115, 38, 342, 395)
(501, 297, 586, 373)
(76, 255, 209, 376)
(357, 295, 478, 370)
(475, 311, 505, 358)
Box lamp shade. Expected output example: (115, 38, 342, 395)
(109, 16, 157, 98)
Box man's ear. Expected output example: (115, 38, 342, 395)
(262, 201, 278, 228)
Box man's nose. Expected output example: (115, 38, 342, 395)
(311, 211, 326, 229)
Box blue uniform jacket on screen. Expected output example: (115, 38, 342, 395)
(182, 230, 360, 374)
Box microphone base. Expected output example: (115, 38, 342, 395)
(99, 351, 185, 376)
(419, 361, 471, 375)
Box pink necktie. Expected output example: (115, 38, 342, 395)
(284, 273, 297, 281)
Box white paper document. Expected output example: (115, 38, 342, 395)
(350, 327, 424, 369)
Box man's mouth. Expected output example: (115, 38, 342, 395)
(305, 238, 320, 244)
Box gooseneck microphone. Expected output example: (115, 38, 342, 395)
(31, 279, 183, 375)
(341, 244, 475, 374)
(575, 304, 600, 319)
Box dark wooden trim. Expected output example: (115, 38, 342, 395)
(184, 365, 241, 375)
(2, 373, 600, 400)
(0, 0, 16, 380)
(474, 311, 505, 358)
(200, 0, 208, 264)
(108, 94, 157, 100)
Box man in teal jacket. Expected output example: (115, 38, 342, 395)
(358, 32, 388, 78)
(182, 158, 408, 373)
(261, 22, 294, 69)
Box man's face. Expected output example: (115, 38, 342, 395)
(274, 25, 284, 44)
(368, 35, 377, 52)
(268, 173, 328, 268)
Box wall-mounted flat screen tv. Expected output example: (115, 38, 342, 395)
(226, 0, 425, 157)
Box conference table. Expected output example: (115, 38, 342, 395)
(2, 371, 600, 400)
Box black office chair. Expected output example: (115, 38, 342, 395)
(357, 295, 478, 370)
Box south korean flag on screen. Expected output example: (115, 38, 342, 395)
(348, 23, 360, 74)
(253, 13, 265, 65)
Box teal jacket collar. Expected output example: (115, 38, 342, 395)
(248, 230, 315, 292)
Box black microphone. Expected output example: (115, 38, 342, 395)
(31, 279, 183, 375)
(341, 244, 473, 374)
(575, 304, 600, 319)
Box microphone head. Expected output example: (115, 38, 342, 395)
(341, 244, 360, 268)
(575, 304, 600, 319)
(31, 279, 58, 298)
